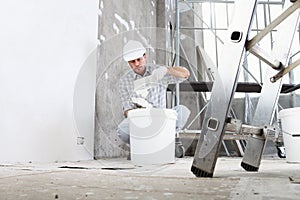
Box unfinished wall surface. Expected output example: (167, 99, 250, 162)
(95, 0, 206, 158)
(95, 0, 159, 158)
(0, 0, 98, 162)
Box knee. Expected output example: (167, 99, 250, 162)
(176, 105, 191, 118)
(117, 119, 130, 144)
(117, 128, 130, 144)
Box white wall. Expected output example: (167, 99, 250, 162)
(0, 0, 98, 162)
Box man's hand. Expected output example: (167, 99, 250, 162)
(167, 66, 190, 79)
(124, 109, 132, 118)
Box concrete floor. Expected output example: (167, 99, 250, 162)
(0, 156, 299, 200)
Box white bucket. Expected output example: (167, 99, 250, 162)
(279, 107, 300, 163)
(128, 108, 177, 165)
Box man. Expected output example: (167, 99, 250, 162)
(117, 40, 191, 144)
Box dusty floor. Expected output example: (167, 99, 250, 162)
(0, 156, 299, 200)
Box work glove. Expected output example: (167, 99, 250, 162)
(133, 66, 167, 92)
(151, 66, 167, 82)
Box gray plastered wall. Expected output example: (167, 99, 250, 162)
(95, 0, 160, 158)
(95, 0, 206, 158)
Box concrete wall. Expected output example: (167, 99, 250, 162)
(95, 0, 159, 158)
(95, 0, 207, 158)
(94, 0, 204, 158)
(0, 0, 98, 162)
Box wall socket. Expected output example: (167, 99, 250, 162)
(77, 137, 85, 145)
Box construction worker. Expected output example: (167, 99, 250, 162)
(117, 40, 191, 144)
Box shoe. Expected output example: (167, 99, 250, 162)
(175, 138, 185, 158)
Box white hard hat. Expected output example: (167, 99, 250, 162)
(123, 40, 146, 62)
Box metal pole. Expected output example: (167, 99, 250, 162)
(175, 0, 180, 106)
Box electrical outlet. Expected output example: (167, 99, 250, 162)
(77, 137, 85, 145)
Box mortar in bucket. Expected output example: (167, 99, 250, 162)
(279, 107, 300, 163)
(128, 108, 177, 165)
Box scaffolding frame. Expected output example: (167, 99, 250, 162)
(170, 0, 300, 158)
(173, 0, 299, 126)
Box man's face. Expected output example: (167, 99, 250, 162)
(128, 54, 146, 75)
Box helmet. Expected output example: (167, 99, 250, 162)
(123, 40, 146, 62)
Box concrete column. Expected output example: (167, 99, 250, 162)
(95, 0, 158, 158)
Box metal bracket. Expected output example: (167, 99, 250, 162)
(270, 58, 300, 82)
